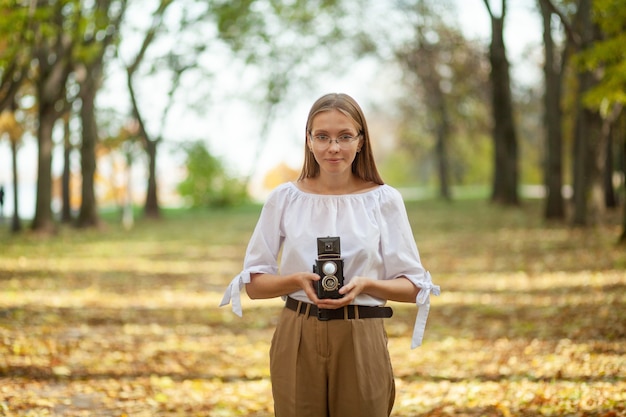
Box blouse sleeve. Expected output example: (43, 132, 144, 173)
(379, 187, 440, 348)
(219, 190, 284, 316)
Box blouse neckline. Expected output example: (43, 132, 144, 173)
(289, 181, 384, 197)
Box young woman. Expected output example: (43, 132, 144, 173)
(221, 93, 439, 417)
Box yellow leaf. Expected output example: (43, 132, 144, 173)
(154, 392, 168, 403)
(52, 366, 71, 376)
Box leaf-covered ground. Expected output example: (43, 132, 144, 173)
(0, 199, 624, 416)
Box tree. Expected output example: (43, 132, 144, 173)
(0, 2, 35, 114)
(31, 1, 75, 233)
(123, 0, 187, 220)
(574, 0, 626, 241)
(3, 1, 127, 232)
(538, 0, 566, 220)
(74, 0, 127, 228)
(543, 0, 608, 226)
(609, 111, 624, 243)
(482, 0, 520, 206)
(393, 0, 489, 200)
(397, 1, 453, 200)
(572, 0, 605, 226)
(60, 112, 73, 223)
(0, 105, 23, 233)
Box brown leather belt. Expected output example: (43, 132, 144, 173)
(285, 296, 393, 321)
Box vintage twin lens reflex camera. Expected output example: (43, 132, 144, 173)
(313, 236, 344, 299)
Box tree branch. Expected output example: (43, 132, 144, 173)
(482, 0, 494, 19)
(539, 0, 580, 46)
(126, 0, 172, 76)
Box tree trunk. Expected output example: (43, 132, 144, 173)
(75, 0, 127, 227)
(31, 4, 72, 233)
(76, 68, 101, 228)
(436, 121, 451, 200)
(10, 136, 21, 233)
(571, 0, 604, 226)
(143, 138, 160, 218)
(539, 0, 565, 219)
(32, 107, 57, 233)
(486, 2, 519, 205)
(572, 106, 603, 226)
(619, 121, 626, 244)
(589, 110, 607, 224)
(602, 105, 622, 210)
(127, 67, 161, 219)
(604, 118, 617, 208)
(122, 157, 134, 230)
(124, 0, 172, 221)
(61, 114, 72, 223)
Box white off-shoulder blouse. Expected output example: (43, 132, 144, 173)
(220, 181, 440, 348)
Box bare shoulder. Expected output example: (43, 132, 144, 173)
(352, 180, 381, 194)
(293, 179, 315, 193)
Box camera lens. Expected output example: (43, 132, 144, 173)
(322, 261, 337, 275)
(322, 275, 339, 291)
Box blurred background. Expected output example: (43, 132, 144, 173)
(0, 0, 624, 237)
(1, 2, 625, 415)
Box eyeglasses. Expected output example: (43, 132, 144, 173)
(309, 133, 361, 149)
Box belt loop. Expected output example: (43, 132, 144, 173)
(305, 303, 311, 317)
(355, 305, 360, 320)
(343, 306, 348, 320)
(297, 300, 303, 315)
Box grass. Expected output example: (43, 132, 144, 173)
(0, 198, 624, 416)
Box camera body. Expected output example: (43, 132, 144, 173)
(313, 236, 344, 299)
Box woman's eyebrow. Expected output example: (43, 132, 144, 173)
(312, 128, 356, 134)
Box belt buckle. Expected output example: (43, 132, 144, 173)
(317, 308, 330, 321)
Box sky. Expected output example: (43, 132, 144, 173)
(0, 0, 543, 219)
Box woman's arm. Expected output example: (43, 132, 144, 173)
(359, 276, 420, 302)
(317, 276, 419, 310)
(246, 272, 321, 303)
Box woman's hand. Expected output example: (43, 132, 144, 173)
(315, 276, 372, 309)
(299, 272, 322, 304)
(315, 275, 419, 309)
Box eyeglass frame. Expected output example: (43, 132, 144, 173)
(308, 132, 362, 149)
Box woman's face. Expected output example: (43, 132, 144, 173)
(308, 109, 362, 178)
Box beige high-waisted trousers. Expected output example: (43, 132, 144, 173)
(269, 305, 395, 417)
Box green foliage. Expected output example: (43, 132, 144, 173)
(177, 141, 250, 208)
(211, 0, 261, 51)
(452, 132, 493, 185)
(593, 0, 626, 35)
(0, 2, 36, 105)
(379, 151, 417, 187)
(211, 0, 341, 51)
(575, 0, 626, 110)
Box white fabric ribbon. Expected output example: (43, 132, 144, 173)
(411, 272, 440, 349)
(219, 272, 252, 317)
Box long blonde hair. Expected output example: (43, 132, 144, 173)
(298, 93, 384, 184)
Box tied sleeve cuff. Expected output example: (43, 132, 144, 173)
(410, 271, 440, 349)
(219, 271, 252, 317)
